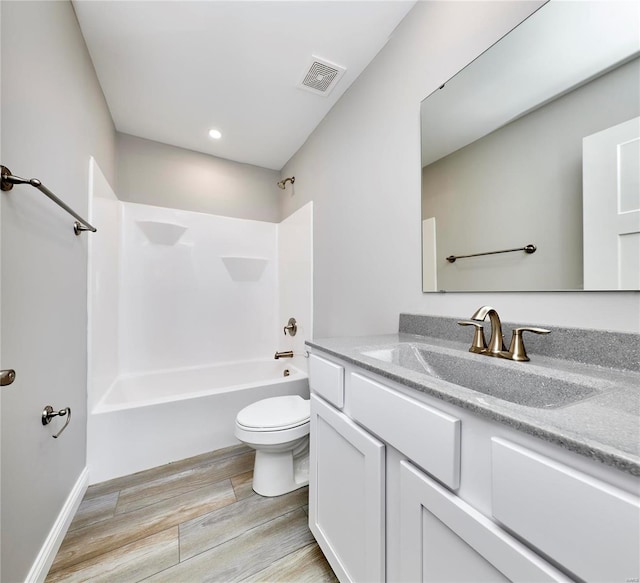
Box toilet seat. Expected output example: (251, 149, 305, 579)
(234, 394, 311, 496)
(235, 421, 309, 446)
(236, 395, 310, 432)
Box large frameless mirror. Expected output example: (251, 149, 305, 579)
(420, 1, 640, 292)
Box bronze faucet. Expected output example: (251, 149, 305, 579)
(274, 350, 294, 359)
(459, 306, 550, 362)
(470, 305, 507, 356)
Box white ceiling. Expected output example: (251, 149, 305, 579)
(73, 1, 415, 171)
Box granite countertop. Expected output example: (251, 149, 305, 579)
(306, 333, 640, 477)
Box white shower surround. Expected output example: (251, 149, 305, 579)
(87, 159, 313, 483)
(119, 201, 280, 375)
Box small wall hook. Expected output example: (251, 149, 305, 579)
(42, 405, 71, 438)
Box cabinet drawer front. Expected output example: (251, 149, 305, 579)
(491, 438, 640, 582)
(350, 373, 460, 489)
(309, 354, 344, 408)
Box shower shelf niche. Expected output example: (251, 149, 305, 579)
(136, 220, 187, 245)
(221, 256, 269, 282)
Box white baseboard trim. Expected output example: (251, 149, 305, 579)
(25, 467, 89, 583)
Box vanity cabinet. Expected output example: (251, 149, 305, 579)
(308, 349, 640, 583)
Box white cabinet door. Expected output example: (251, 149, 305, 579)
(309, 394, 385, 583)
(399, 461, 570, 583)
(491, 438, 640, 583)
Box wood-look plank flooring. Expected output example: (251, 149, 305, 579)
(46, 444, 337, 582)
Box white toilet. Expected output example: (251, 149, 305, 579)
(234, 395, 310, 497)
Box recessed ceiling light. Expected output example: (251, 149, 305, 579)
(208, 129, 222, 140)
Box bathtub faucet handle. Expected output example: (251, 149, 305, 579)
(283, 318, 297, 337)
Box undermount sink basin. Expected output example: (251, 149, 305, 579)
(361, 343, 599, 409)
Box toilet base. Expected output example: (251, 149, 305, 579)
(252, 438, 309, 497)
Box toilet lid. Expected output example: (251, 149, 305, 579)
(237, 395, 310, 430)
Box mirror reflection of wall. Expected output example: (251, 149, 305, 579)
(420, 1, 640, 293)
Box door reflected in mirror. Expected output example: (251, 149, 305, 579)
(420, 1, 640, 292)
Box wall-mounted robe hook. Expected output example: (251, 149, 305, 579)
(42, 405, 71, 438)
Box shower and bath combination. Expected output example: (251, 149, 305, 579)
(87, 185, 312, 482)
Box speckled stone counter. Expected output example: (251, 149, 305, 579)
(306, 327, 640, 477)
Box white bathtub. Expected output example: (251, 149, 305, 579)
(88, 359, 309, 483)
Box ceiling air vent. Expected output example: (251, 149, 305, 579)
(298, 56, 346, 97)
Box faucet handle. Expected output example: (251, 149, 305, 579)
(508, 327, 551, 362)
(458, 320, 487, 353)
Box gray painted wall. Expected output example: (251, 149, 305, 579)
(1, 2, 116, 581)
(281, 0, 640, 335)
(422, 58, 640, 292)
(117, 133, 282, 223)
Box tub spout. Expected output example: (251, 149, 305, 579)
(274, 351, 294, 359)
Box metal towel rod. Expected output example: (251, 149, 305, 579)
(446, 244, 536, 263)
(1, 165, 97, 236)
